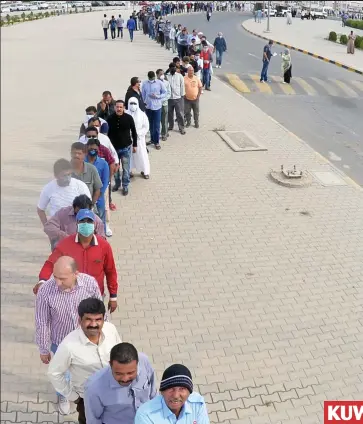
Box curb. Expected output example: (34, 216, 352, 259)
(241, 22, 363, 76)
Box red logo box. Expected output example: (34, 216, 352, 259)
(324, 401, 363, 423)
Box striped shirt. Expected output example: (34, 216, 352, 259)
(35, 273, 102, 355)
(38, 178, 91, 217)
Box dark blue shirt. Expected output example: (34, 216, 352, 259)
(263, 44, 272, 62)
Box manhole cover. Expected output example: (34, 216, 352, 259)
(310, 170, 347, 186)
(217, 131, 267, 152)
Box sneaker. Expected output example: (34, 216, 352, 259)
(260, 80, 265, 84)
(162, 135, 167, 141)
(58, 396, 70, 415)
(105, 225, 113, 237)
(112, 184, 120, 192)
(122, 188, 129, 196)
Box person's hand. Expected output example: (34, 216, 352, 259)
(40, 353, 51, 364)
(100, 101, 106, 111)
(133, 146, 137, 153)
(33, 282, 43, 295)
(108, 299, 117, 313)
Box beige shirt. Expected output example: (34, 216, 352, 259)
(47, 322, 121, 400)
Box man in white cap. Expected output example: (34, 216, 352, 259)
(135, 364, 210, 424)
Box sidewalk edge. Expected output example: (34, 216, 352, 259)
(241, 21, 363, 76)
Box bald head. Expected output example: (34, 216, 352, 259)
(53, 256, 78, 291)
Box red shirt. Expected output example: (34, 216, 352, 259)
(98, 144, 115, 167)
(200, 50, 212, 69)
(39, 234, 118, 297)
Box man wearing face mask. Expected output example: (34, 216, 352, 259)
(156, 69, 171, 142)
(167, 63, 186, 135)
(37, 159, 91, 230)
(85, 139, 110, 230)
(79, 106, 109, 137)
(135, 364, 210, 424)
(44, 194, 105, 251)
(84, 343, 157, 424)
(35, 256, 102, 415)
(36, 209, 118, 313)
(141, 71, 166, 150)
(79, 123, 118, 164)
(48, 297, 121, 424)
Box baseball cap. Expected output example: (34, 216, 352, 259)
(76, 209, 95, 222)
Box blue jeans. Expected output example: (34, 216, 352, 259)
(115, 146, 131, 189)
(216, 49, 224, 65)
(51, 343, 70, 398)
(146, 108, 162, 145)
(202, 68, 211, 89)
(96, 199, 106, 230)
(260, 60, 269, 82)
(129, 29, 134, 41)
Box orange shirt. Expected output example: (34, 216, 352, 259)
(184, 75, 202, 100)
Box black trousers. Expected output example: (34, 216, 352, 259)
(111, 28, 116, 39)
(117, 27, 123, 37)
(75, 398, 86, 424)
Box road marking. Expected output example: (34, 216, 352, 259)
(271, 76, 296, 95)
(328, 151, 342, 162)
(225, 73, 251, 93)
(248, 53, 259, 59)
(294, 77, 317, 96)
(310, 77, 340, 96)
(249, 74, 273, 94)
(350, 80, 363, 92)
(330, 80, 359, 98)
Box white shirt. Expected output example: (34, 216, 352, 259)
(38, 178, 91, 217)
(48, 322, 121, 400)
(102, 19, 109, 29)
(79, 133, 118, 163)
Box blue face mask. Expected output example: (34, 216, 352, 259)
(78, 223, 94, 237)
(88, 149, 98, 157)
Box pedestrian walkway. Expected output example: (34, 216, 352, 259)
(1, 9, 363, 424)
(222, 72, 363, 97)
(243, 18, 363, 74)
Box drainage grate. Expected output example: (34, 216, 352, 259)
(217, 130, 267, 152)
(309, 170, 347, 186)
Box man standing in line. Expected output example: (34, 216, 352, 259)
(200, 41, 213, 91)
(127, 15, 136, 42)
(35, 256, 102, 415)
(135, 364, 210, 424)
(125, 77, 146, 112)
(156, 69, 171, 142)
(167, 63, 186, 135)
(84, 343, 157, 424)
(71, 142, 103, 208)
(35, 209, 118, 314)
(109, 15, 117, 40)
(116, 14, 124, 38)
(102, 14, 109, 40)
(184, 67, 202, 128)
(48, 298, 121, 424)
(85, 140, 110, 230)
(141, 71, 166, 150)
(97, 91, 116, 120)
(260, 39, 274, 83)
(107, 100, 138, 196)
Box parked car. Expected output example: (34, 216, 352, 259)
(1, 6, 11, 13)
(29, 5, 39, 11)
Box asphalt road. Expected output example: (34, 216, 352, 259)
(169, 12, 363, 186)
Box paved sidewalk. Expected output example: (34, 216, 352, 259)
(1, 10, 363, 424)
(243, 18, 363, 73)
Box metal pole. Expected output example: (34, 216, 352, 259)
(267, 0, 270, 32)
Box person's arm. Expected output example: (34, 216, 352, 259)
(43, 210, 68, 242)
(79, 180, 92, 199)
(130, 117, 138, 148)
(197, 79, 202, 99)
(35, 287, 51, 359)
(38, 247, 63, 282)
(37, 207, 48, 226)
(100, 162, 110, 196)
(263, 47, 269, 61)
(148, 363, 158, 399)
(92, 189, 101, 205)
(166, 82, 171, 101)
(47, 342, 78, 401)
(103, 243, 118, 301)
(92, 168, 103, 203)
(84, 387, 103, 424)
(180, 75, 185, 97)
(224, 39, 227, 51)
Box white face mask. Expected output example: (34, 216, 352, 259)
(129, 104, 137, 112)
(159, 75, 165, 80)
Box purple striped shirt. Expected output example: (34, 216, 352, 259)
(35, 273, 102, 355)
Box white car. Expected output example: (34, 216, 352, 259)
(1, 6, 11, 13)
(264, 8, 276, 17)
(38, 3, 49, 9)
(29, 5, 39, 10)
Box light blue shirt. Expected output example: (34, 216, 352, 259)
(141, 79, 166, 111)
(84, 353, 157, 424)
(85, 156, 109, 208)
(135, 392, 210, 424)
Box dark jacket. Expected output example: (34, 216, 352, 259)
(96, 99, 116, 120)
(107, 112, 138, 150)
(213, 36, 227, 52)
(124, 87, 146, 112)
